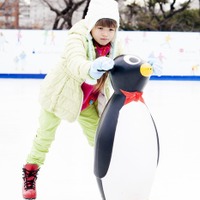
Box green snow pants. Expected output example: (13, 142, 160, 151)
(26, 103, 99, 166)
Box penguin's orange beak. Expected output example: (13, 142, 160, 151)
(140, 63, 153, 77)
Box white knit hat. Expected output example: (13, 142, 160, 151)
(84, 0, 120, 32)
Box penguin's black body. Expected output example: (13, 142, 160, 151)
(94, 55, 159, 200)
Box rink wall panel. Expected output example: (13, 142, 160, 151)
(0, 29, 199, 80)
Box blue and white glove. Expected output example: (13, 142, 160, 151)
(147, 58, 163, 76)
(89, 57, 114, 79)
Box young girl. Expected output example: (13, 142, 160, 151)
(22, 0, 123, 199)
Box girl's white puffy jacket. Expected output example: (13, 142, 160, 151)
(39, 20, 123, 122)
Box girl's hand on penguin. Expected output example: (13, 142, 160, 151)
(147, 58, 163, 76)
(89, 57, 114, 79)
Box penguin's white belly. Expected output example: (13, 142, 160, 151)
(102, 102, 158, 200)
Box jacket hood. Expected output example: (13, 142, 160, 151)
(68, 20, 88, 36)
(84, 0, 120, 32)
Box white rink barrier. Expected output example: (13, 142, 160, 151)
(0, 29, 199, 80)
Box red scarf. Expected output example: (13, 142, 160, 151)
(120, 89, 145, 105)
(94, 41, 111, 57)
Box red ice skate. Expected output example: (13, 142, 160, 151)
(22, 164, 39, 199)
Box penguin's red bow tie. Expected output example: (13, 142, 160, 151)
(120, 89, 144, 105)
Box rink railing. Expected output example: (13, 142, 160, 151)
(0, 73, 200, 81)
(0, 30, 199, 79)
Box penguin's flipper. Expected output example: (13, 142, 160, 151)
(94, 94, 124, 178)
(96, 178, 106, 200)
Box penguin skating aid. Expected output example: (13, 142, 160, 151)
(94, 55, 160, 200)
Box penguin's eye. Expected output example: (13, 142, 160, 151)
(123, 55, 141, 65)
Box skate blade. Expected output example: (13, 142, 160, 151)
(24, 198, 35, 200)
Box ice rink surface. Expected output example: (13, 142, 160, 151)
(0, 78, 200, 200)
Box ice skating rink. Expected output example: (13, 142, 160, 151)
(0, 78, 200, 200)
